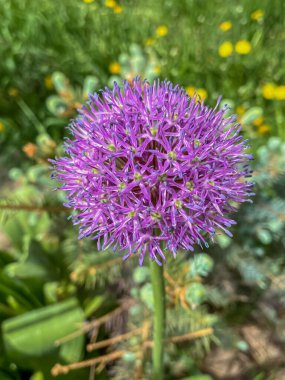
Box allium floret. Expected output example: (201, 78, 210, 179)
(52, 78, 253, 265)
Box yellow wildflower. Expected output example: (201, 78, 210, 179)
(155, 25, 168, 38)
(44, 75, 53, 90)
(105, 0, 116, 8)
(258, 124, 271, 135)
(196, 88, 208, 100)
(274, 85, 285, 100)
(185, 86, 207, 100)
(236, 105, 246, 115)
(251, 9, 264, 21)
(262, 83, 276, 99)
(8, 87, 19, 97)
(83, 0, 95, 3)
(154, 65, 161, 75)
(235, 40, 252, 55)
(109, 62, 121, 74)
(22, 143, 37, 158)
(0, 122, 5, 133)
(219, 21, 232, 32)
(145, 37, 155, 46)
(218, 41, 233, 58)
(114, 4, 122, 13)
(253, 116, 264, 126)
(186, 86, 195, 97)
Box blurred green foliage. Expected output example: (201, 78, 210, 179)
(0, 0, 285, 379)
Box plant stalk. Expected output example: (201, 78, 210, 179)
(150, 259, 165, 380)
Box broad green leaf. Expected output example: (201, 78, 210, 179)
(3, 298, 85, 370)
(83, 295, 105, 318)
(43, 282, 59, 304)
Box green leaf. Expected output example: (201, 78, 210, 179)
(267, 137, 281, 151)
(46, 95, 69, 117)
(188, 254, 214, 277)
(30, 372, 44, 380)
(185, 283, 206, 306)
(51, 72, 72, 94)
(82, 76, 99, 99)
(133, 266, 149, 284)
(3, 298, 85, 370)
(0, 272, 42, 311)
(257, 229, 272, 245)
(140, 283, 154, 310)
(238, 262, 265, 284)
(4, 240, 58, 282)
(83, 295, 105, 318)
(59, 332, 84, 364)
(216, 234, 231, 249)
(241, 107, 263, 125)
(43, 282, 59, 304)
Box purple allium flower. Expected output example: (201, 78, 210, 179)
(52, 78, 253, 265)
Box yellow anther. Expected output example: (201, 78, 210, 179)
(118, 182, 126, 190)
(151, 211, 162, 221)
(134, 172, 142, 181)
(100, 194, 108, 203)
(194, 139, 201, 148)
(107, 143, 116, 151)
(175, 199, 183, 209)
(167, 151, 176, 160)
(186, 181, 194, 191)
(127, 211, 137, 218)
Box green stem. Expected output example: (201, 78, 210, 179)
(150, 259, 165, 380)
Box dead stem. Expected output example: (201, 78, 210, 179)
(144, 327, 214, 348)
(55, 300, 134, 346)
(51, 350, 125, 376)
(87, 327, 143, 352)
(51, 327, 213, 377)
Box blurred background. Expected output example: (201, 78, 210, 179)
(0, 0, 285, 379)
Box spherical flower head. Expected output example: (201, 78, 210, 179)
(51, 78, 253, 265)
